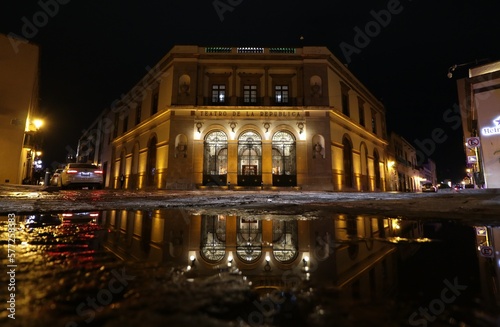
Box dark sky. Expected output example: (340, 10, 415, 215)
(3, 0, 500, 182)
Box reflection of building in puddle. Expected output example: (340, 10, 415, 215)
(474, 225, 500, 308)
(101, 210, 424, 300)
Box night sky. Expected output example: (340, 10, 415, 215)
(3, 0, 500, 182)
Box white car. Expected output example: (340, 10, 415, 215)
(49, 168, 63, 186)
(58, 163, 103, 189)
(422, 182, 438, 192)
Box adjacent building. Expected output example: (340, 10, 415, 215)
(78, 45, 388, 191)
(0, 33, 41, 184)
(386, 132, 421, 192)
(457, 61, 500, 188)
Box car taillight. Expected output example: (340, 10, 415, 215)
(89, 213, 99, 217)
(67, 169, 78, 174)
(94, 170, 103, 174)
(62, 213, 73, 217)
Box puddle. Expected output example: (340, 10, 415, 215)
(1, 210, 499, 326)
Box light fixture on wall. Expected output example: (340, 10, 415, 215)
(263, 122, 270, 133)
(196, 122, 203, 133)
(229, 122, 237, 132)
(297, 122, 305, 134)
(264, 253, 271, 272)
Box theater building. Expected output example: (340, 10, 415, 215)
(79, 45, 388, 191)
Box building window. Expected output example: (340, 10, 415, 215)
(371, 109, 377, 134)
(237, 131, 262, 186)
(236, 217, 262, 262)
(135, 103, 142, 126)
(243, 85, 257, 103)
(341, 82, 350, 117)
(151, 87, 159, 115)
(203, 130, 228, 186)
(272, 131, 296, 176)
(212, 84, 226, 103)
(113, 113, 119, 139)
(272, 220, 298, 263)
(274, 85, 289, 104)
(358, 98, 365, 127)
(342, 92, 350, 117)
(200, 215, 226, 262)
(122, 113, 128, 133)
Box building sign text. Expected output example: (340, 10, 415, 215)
(198, 110, 302, 118)
(481, 116, 500, 136)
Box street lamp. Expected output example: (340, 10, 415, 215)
(27, 118, 44, 184)
(33, 119, 43, 130)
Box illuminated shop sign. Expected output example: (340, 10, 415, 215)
(482, 116, 500, 136)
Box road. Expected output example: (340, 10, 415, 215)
(1, 184, 499, 222)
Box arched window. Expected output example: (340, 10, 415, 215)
(272, 220, 298, 263)
(272, 131, 297, 186)
(237, 131, 262, 186)
(236, 217, 262, 263)
(203, 130, 228, 186)
(200, 215, 226, 262)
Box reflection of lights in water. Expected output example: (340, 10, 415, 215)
(386, 237, 433, 243)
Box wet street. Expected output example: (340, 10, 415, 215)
(1, 187, 500, 326)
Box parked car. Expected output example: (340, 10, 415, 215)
(58, 211, 100, 225)
(454, 184, 463, 191)
(49, 168, 63, 186)
(422, 182, 438, 192)
(58, 163, 103, 189)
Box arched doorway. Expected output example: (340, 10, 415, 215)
(360, 143, 369, 191)
(146, 136, 157, 188)
(119, 149, 126, 189)
(130, 142, 139, 189)
(203, 130, 228, 186)
(342, 136, 354, 189)
(237, 130, 262, 186)
(374, 150, 381, 190)
(272, 130, 297, 186)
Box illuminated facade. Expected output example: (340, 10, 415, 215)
(80, 46, 388, 191)
(387, 132, 422, 192)
(0, 34, 41, 184)
(101, 209, 413, 298)
(457, 61, 500, 188)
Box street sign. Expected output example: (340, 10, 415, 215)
(466, 137, 480, 148)
(475, 226, 487, 236)
(479, 246, 494, 258)
(467, 156, 478, 164)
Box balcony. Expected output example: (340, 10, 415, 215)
(201, 97, 299, 107)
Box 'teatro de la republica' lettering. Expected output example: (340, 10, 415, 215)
(199, 110, 302, 117)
